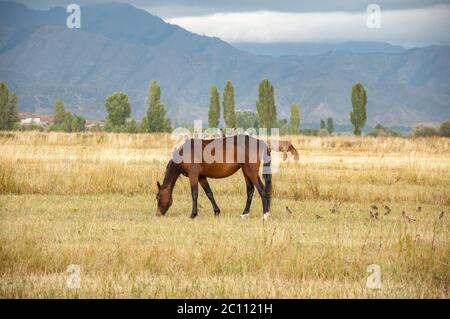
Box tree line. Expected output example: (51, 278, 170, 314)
(1, 79, 449, 137)
(101, 80, 171, 133)
(51, 80, 171, 133)
(208, 79, 302, 134)
(0, 80, 171, 133)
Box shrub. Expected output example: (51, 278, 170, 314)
(439, 120, 450, 137)
(318, 128, 329, 137)
(368, 123, 401, 137)
(413, 125, 439, 137)
(88, 123, 102, 132)
(299, 129, 320, 136)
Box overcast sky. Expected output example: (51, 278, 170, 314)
(10, 0, 450, 46)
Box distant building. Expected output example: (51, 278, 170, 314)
(19, 112, 51, 129)
(21, 118, 40, 125)
(18, 112, 101, 131)
(85, 120, 105, 130)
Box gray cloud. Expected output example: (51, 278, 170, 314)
(167, 5, 450, 46)
(145, 0, 450, 17)
(7, 0, 450, 46)
(10, 0, 450, 17)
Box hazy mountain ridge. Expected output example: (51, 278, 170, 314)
(232, 41, 407, 57)
(0, 1, 449, 126)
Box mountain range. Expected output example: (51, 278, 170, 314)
(232, 42, 407, 57)
(0, 1, 449, 127)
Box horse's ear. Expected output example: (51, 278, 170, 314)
(157, 181, 161, 190)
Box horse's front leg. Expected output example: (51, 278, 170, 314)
(199, 177, 221, 216)
(189, 173, 199, 219)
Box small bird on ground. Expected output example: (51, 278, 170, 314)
(315, 214, 323, 219)
(329, 207, 339, 214)
(402, 211, 416, 222)
(370, 204, 378, 210)
(384, 205, 391, 215)
(439, 211, 444, 219)
(285, 206, 293, 215)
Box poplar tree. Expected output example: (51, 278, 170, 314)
(146, 80, 171, 132)
(327, 117, 334, 134)
(320, 119, 326, 130)
(289, 103, 300, 134)
(222, 80, 236, 128)
(0, 82, 19, 130)
(256, 79, 277, 129)
(208, 86, 220, 128)
(349, 83, 367, 136)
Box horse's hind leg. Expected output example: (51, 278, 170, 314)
(199, 177, 221, 216)
(243, 165, 269, 220)
(240, 173, 254, 218)
(189, 173, 199, 219)
(256, 176, 270, 221)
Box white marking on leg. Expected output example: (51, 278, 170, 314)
(263, 212, 270, 221)
(240, 213, 249, 219)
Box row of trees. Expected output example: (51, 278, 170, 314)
(103, 80, 171, 133)
(46, 79, 369, 136)
(320, 118, 334, 134)
(0, 78, 368, 136)
(51, 100, 86, 132)
(49, 80, 171, 133)
(208, 81, 238, 128)
(100, 79, 359, 135)
(0, 80, 172, 133)
(2, 79, 449, 137)
(208, 79, 361, 135)
(208, 79, 302, 134)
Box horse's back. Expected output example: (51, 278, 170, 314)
(175, 135, 266, 166)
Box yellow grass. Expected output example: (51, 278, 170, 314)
(0, 131, 449, 298)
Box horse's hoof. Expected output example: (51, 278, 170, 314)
(214, 210, 221, 217)
(263, 212, 270, 221)
(240, 213, 249, 219)
(190, 214, 197, 219)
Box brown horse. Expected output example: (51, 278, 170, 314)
(156, 135, 272, 219)
(267, 139, 299, 161)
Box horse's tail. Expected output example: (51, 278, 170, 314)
(262, 143, 272, 209)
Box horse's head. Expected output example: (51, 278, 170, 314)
(155, 181, 172, 216)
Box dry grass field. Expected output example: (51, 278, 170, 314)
(0, 131, 449, 298)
